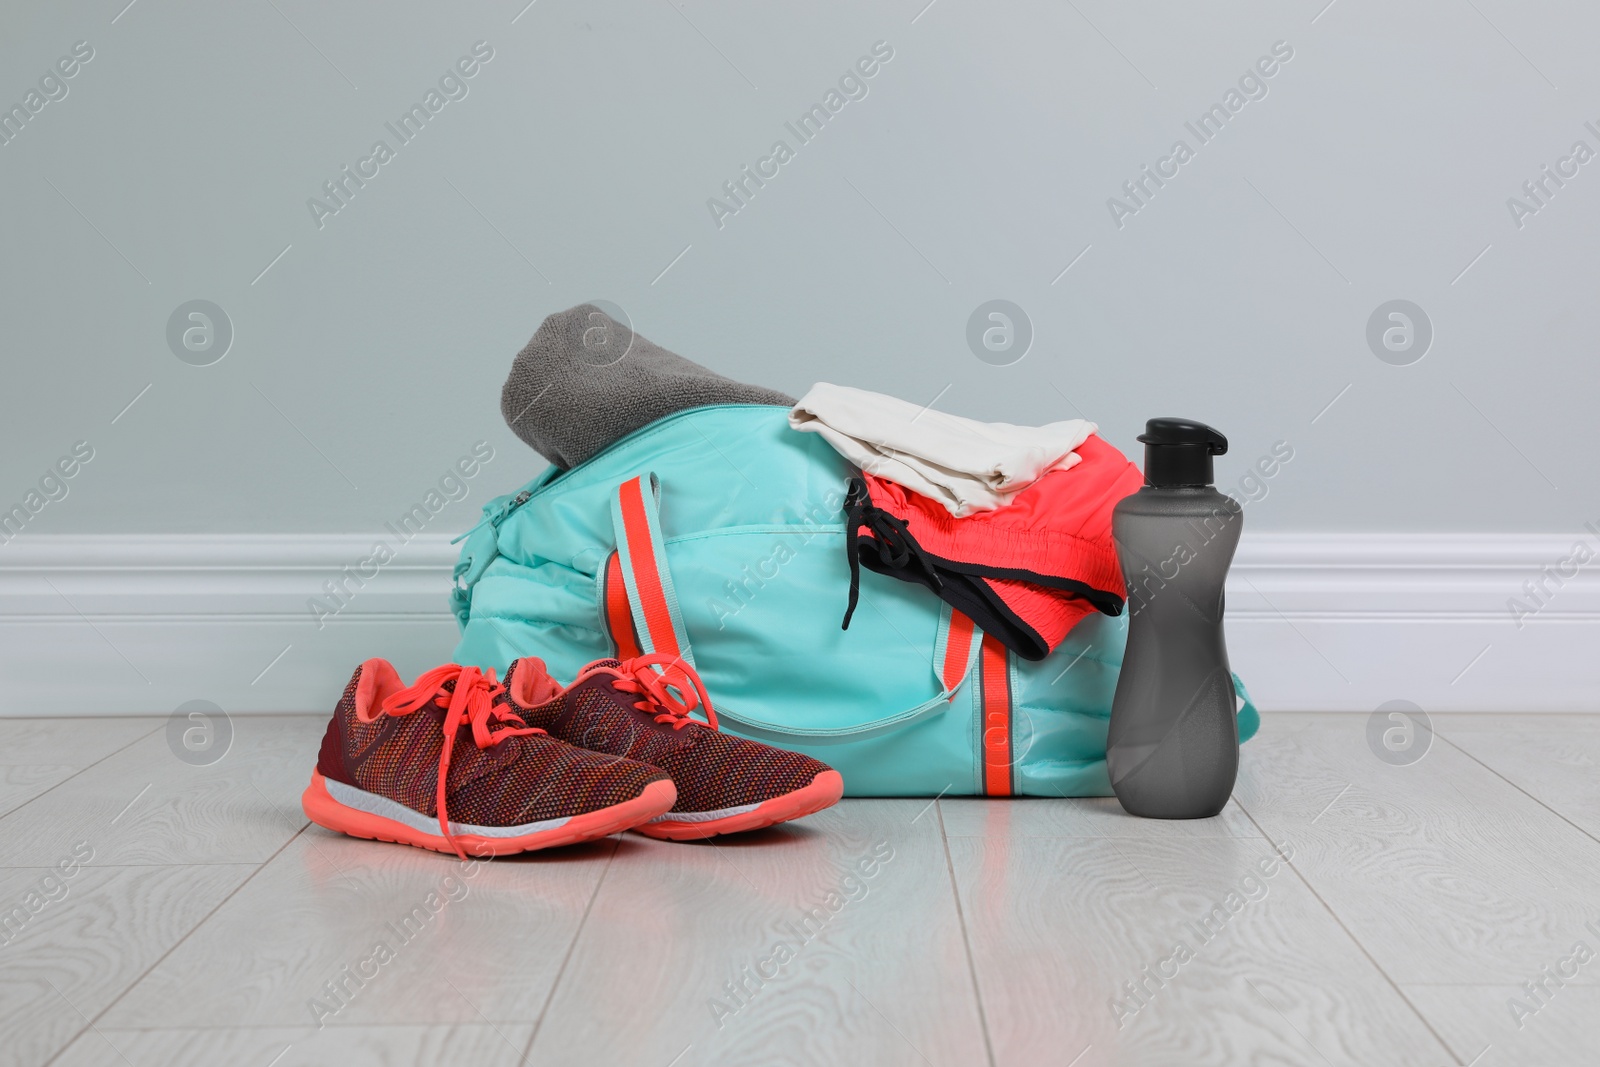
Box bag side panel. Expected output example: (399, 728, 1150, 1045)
(1007, 611, 1127, 797)
(664, 528, 979, 794)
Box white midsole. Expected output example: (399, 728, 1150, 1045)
(324, 777, 573, 838)
(646, 801, 760, 824)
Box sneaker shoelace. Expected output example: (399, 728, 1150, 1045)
(361, 664, 541, 859)
(582, 654, 720, 733)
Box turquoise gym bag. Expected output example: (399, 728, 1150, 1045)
(450, 404, 1258, 797)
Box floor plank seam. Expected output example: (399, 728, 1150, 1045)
(1232, 796, 1463, 1064)
(40, 824, 314, 1067)
(520, 836, 621, 1063)
(66, 1020, 575, 1033)
(1401, 985, 1600, 991)
(0, 861, 288, 870)
(0, 721, 165, 822)
(1431, 727, 1600, 851)
(935, 800, 998, 1067)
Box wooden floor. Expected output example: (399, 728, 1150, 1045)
(3, 713, 1598, 1067)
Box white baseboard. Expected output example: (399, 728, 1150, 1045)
(0, 534, 462, 718)
(1224, 533, 1599, 713)
(0, 533, 1594, 715)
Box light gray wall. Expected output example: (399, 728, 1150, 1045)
(2, 0, 1593, 537)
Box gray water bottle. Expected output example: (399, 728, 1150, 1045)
(1106, 418, 1242, 819)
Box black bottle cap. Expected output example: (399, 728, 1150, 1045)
(1138, 417, 1228, 487)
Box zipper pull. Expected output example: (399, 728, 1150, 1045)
(450, 489, 533, 545)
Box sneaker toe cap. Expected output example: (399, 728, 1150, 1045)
(665, 736, 836, 813)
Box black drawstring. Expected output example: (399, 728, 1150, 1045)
(841, 476, 943, 630)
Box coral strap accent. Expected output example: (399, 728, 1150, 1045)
(617, 477, 682, 658)
(582, 654, 720, 732)
(942, 610, 976, 696)
(604, 551, 643, 660)
(980, 635, 1013, 797)
(372, 665, 541, 859)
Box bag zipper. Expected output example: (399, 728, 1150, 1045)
(450, 489, 532, 545)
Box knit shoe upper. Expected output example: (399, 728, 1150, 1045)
(504, 655, 837, 818)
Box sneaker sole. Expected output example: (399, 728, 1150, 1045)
(302, 771, 677, 856)
(634, 769, 844, 841)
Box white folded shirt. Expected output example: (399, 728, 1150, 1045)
(788, 382, 1097, 516)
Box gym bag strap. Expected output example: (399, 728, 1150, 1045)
(937, 605, 979, 695)
(609, 473, 696, 667)
(976, 633, 1016, 796)
(600, 550, 642, 661)
(934, 602, 1018, 795)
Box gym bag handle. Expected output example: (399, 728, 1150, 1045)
(609, 473, 696, 667)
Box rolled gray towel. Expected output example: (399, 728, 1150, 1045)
(500, 304, 795, 469)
